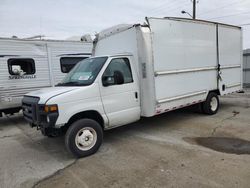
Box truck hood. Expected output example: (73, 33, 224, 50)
(25, 87, 79, 104)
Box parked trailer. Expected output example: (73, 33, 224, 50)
(243, 49, 250, 87)
(0, 38, 92, 116)
(22, 17, 242, 157)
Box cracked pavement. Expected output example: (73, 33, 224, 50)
(0, 89, 250, 188)
(0, 116, 75, 188)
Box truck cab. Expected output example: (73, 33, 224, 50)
(22, 55, 141, 157)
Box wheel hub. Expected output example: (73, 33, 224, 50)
(210, 97, 218, 112)
(78, 130, 94, 146)
(75, 127, 97, 151)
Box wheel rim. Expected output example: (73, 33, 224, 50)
(75, 127, 97, 151)
(210, 97, 218, 112)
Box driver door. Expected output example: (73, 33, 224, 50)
(100, 57, 140, 128)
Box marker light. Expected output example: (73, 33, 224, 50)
(44, 105, 58, 113)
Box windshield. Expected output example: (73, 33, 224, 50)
(57, 57, 108, 86)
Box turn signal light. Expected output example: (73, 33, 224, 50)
(44, 105, 58, 113)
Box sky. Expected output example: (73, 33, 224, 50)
(0, 0, 250, 49)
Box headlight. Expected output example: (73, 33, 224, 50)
(44, 104, 58, 113)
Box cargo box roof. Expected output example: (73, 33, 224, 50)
(96, 17, 241, 42)
(150, 17, 241, 29)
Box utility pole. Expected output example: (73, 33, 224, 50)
(181, 0, 198, 19)
(193, 0, 196, 19)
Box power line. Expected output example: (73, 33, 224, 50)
(208, 11, 250, 20)
(124, 0, 189, 22)
(152, 1, 191, 17)
(149, 0, 190, 16)
(199, 0, 247, 16)
(166, 2, 191, 13)
(240, 23, 250, 26)
(148, 1, 181, 13)
(129, 0, 189, 20)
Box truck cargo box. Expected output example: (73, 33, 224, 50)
(94, 17, 243, 117)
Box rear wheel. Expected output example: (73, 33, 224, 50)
(65, 119, 103, 158)
(202, 92, 219, 115)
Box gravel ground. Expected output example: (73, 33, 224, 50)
(0, 89, 249, 188)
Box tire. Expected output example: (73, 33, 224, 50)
(65, 119, 103, 158)
(202, 92, 219, 115)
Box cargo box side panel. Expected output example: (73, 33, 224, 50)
(136, 27, 156, 117)
(94, 27, 140, 84)
(148, 18, 218, 113)
(95, 27, 139, 63)
(218, 25, 242, 95)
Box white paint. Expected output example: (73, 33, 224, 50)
(218, 25, 243, 95)
(243, 50, 250, 87)
(25, 17, 242, 130)
(0, 38, 92, 111)
(98, 56, 141, 127)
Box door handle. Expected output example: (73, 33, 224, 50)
(135, 92, 138, 99)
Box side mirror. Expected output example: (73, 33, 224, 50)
(102, 70, 124, 87)
(102, 76, 114, 87)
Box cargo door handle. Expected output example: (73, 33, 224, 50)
(135, 92, 138, 99)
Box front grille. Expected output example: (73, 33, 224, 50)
(22, 96, 40, 124)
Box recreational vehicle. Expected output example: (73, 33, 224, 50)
(0, 38, 92, 116)
(23, 17, 243, 157)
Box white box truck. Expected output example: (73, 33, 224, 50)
(22, 17, 243, 157)
(0, 37, 92, 116)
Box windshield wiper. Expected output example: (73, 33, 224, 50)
(56, 82, 80, 86)
(56, 81, 89, 86)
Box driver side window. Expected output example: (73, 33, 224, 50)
(102, 58, 133, 86)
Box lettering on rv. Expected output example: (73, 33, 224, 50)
(9, 75, 36, 80)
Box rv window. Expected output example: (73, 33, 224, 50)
(60, 57, 88, 73)
(8, 58, 35, 75)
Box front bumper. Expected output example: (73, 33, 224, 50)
(22, 96, 58, 128)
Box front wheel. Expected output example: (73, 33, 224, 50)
(65, 119, 103, 158)
(202, 92, 219, 115)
